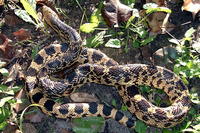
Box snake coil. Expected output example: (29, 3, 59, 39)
(25, 5, 191, 129)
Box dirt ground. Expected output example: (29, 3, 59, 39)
(0, 0, 200, 133)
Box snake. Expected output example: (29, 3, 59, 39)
(25, 5, 191, 129)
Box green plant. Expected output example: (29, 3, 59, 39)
(170, 27, 200, 84)
(167, 27, 200, 133)
(80, 2, 171, 53)
(0, 61, 22, 130)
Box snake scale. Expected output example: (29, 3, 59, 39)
(25, 5, 191, 129)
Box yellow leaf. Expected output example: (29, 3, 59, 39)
(20, 0, 38, 24)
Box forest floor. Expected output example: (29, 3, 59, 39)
(0, 0, 200, 133)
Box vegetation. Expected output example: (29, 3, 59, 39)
(0, 0, 199, 133)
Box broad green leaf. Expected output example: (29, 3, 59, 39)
(186, 61, 193, 69)
(133, 39, 139, 48)
(0, 85, 8, 92)
(0, 96, 13, 107)
(72, 117, 105, 133)
(86, 31, 105, 48)
(134, 27, 147, 38)
(141, 35, 156, 46)
(185, 27, 195, 38)
(0, 68, 8, 76)
(135, 120, 147, 133)
(0, 120, 7, 130)
(105, 39, 121, 48)
(14, 9, 37, 25)
(90, 14, 99, 25)
(80, 23, 97, 33)
(20, 0, 38, 24)
(0, 107, 10, 122)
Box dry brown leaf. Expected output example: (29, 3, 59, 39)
(14, 89, 30, 113)
(140, 9, 174, 35)
(0, 33, 14, 61)
(101, 0, 133, 27)
(70, 92, 99, 103)
(182, 0, 200, 19)
(12, 28, 31, 41)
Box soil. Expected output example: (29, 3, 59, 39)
(0, 0, 200, 133)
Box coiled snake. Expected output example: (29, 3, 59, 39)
(25, 6, 191, 129)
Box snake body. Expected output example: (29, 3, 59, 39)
(25, 6, 191, 129)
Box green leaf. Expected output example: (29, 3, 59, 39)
(86, 31, 105, 48)
(0, 68, 8, 76)
(135, 120, 147, 133)
(146, 7, 171, 14)
(0, 85, 8, 92)
(72, 117, 105, 133)
(90, 14, 99, 25)
(0, 107, 10, 123)
(0, 61, 6, 67)
(0, 96, 13, 107)
(31, 43, 39, 59)
(181, 76, 189, 85)
(186, 61, 193, 69)
(135, 27, 147, 38)
(20, 0, 38, 24)
(133, 40, 140, 48)
(0, 120, 7, 130)
(80, 23, 97, 33)
(105, 39, 121, 48)
(141, 35, 156, 46)
(14, 9, 37, 25)
(126, 15, 135, 29)
(120, 105, 128, 111)
(184, 27, 195, 38)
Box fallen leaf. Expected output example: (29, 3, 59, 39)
(0, 33, 14, 61)
(14, 89, 30, 113)
(101, 0, 134, 27)
(182, 0, 200, 19)
(140, 7, 174, 34)
(70, 92, 99, 103)
(12, 28, 31, 41)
